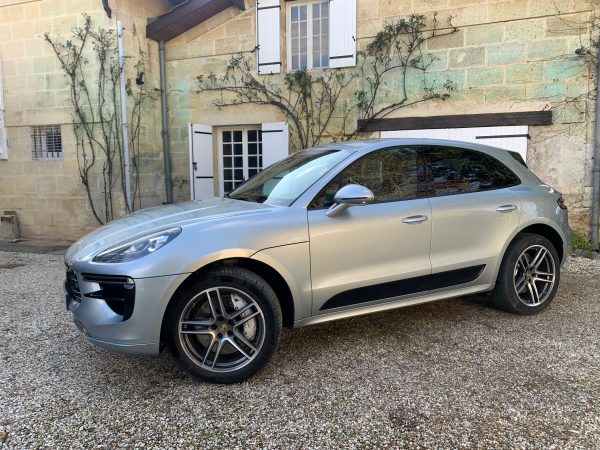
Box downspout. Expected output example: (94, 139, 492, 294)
(159, 40, 173, 204)
(590, 51, 600, 246)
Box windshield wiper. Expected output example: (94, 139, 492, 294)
(228, 195, 257, 202)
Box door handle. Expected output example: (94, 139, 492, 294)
(402, 215, 429, 224)
(496, 204, 517, 212)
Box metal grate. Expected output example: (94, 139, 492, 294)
(31, 125, 62, 160)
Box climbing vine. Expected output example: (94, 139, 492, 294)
(45, 14, 158, 224)
(197, 13, 457, 150)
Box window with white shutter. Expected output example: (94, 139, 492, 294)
(287, 1, 329, 71)
(256, 0, 282, 74)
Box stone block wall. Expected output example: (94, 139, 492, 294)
(165, 0, 597, 231)
(0, 0, 169, 239)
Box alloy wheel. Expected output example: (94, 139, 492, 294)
(513, 244, 556, 307)
(178, 287, 266, 373)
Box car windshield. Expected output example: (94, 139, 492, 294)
(227, 149, 353, 206)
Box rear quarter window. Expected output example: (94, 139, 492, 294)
(508, 151, 528, 168)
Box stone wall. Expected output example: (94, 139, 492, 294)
(0, 0, 168, 239)
(165, 0, 597, 231)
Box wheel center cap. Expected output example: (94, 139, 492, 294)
(219, 323, 228, 333)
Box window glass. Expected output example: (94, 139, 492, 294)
(289, 1, 329, 70)
(222, 129, 263, 194)
(310, 147, 424, 208)
(424, 146, 520, 196)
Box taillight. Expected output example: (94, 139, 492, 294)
(557, 195, 567, 210)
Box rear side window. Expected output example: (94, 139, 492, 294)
(424, 146, 520, 197)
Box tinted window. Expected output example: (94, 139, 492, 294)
(509, 151, 527, 167)
(424, 146, 520, 196)
(310, 147, 425, 208)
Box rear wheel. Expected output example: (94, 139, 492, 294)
(491, 233, 560, 315)
(168, 267, 282, 383)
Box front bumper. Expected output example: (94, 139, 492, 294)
(65, 269, 187, 355)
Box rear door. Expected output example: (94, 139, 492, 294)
(424, 145, 522, 288)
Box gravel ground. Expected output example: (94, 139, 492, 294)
(0, 251, 599, 449)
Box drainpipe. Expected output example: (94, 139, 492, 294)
(117, 20, 132, 213)
(159, 40, 173, 204)
(590, 51, 600, 246)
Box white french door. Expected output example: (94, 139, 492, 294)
(218, 128, 263, 195)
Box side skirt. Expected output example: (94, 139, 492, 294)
(293, 283, 494, 328)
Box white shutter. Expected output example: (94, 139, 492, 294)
(262, 122, 289, 168)
(0, 58, 6, 159)
(329, 0, 356, 68)
(189, 124, 215, 200)
(0, 114, 6, 159)
(256, 0, 281, 74)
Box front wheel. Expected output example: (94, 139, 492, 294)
(491, 233, 560, 315)
(168, 267, 282, 383)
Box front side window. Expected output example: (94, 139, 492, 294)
(310, 147, 425, 209)
(221, 129, 263, 194)
(288, 1, 329, 71)
(424, 146, 520, 196)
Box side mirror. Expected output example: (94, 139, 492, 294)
(326, 184, 374, 217)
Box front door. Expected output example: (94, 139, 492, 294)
(307, 146, 432, 314)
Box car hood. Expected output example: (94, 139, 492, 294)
(65, 198, 273, 264)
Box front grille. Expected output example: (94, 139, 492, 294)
(65, 269, 81, 303)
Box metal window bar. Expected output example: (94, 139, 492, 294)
(31, 125, 62, 160)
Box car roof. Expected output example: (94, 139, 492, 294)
(309, 138, 515, 157)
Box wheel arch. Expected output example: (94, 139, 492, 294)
(490, 221, 566, 287)
(518, 223, 565, 262)
(160, 257, 296, 348)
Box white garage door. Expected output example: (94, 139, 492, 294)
(380, 126, 528, 162)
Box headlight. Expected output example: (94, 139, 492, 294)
(93, 227, 182, 263)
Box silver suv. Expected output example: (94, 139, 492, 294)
(64, 139, 572, 383)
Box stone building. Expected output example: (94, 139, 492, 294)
(0, 0, 169, 238)
(0, 0, 597, 239)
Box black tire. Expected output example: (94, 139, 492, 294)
(491, 233, 560, 315)
(167, 267, 282, 383)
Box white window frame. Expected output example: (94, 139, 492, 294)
(217, 126, 263, 196)
(286, 0, 329, 72)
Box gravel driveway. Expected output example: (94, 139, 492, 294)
(1, 250, 599, 448)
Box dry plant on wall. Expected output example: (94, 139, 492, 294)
(197, 13, 457, 150)
(45, 14, 158, 224)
